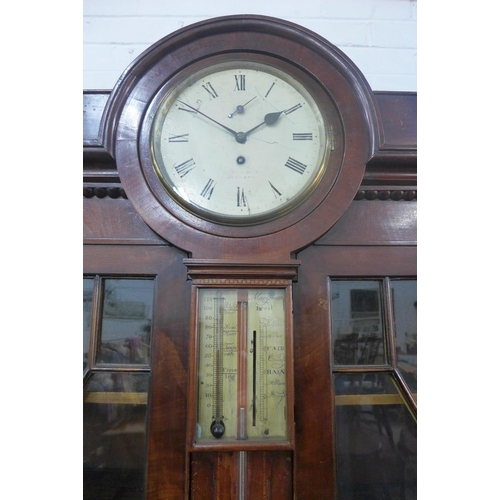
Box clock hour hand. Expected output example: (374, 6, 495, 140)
(243, 110, 284, 138)
(177, 100, 239, 138)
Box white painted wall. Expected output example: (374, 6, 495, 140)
(83, 0, 416, 92)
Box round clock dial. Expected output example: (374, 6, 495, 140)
(150, 61, 331, 225)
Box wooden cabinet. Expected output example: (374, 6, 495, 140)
(83, 15, 416, 500)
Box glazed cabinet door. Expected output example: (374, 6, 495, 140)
(293, 245, 417, 500)
(83, 245, 192, 499)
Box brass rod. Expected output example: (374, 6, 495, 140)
(86, 276, 102, 377)
(393, 368, 417, 419)
(237, 451, 247, 500)
(383, 277, 397, 367)
(335, 393, 417, 406)
(332, 365, 393, 373)
(87, 364, 150, 373)
(83, 391, 148, 404)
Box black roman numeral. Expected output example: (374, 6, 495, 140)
(169, 133, 189, 143)
(174, 158, 196, 178)
(178, 104, 196, 113)
(234, 75, 246, 91)
(269, 181, 282, 197)
(202, 82, 218, 99)
(201, 178, 215, 199)
(265, 82, 276, 98)
(285, 103, 302, 115)
(285, 157, 307, 175)
(293, 133, 312, 141)
(237, 187, 247, 207)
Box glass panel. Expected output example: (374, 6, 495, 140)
(83, 372, 150, 500)
(97, 279, 154, 365)
(334, 373, 417, 500)
(331, 281, 385, 365)
(392, 280, 417, 393)
(83, 278, 94, 373)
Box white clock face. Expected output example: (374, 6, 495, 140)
(151, 61, 330, 225)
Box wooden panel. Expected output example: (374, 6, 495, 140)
(293, 268, 336, 499)
(374, 92, 417, 150)
(315, 200, 417, 246)
(83, 197, 416, 248)
(246, 451, 293, 500)
(146, 255, 192, 499)
(190, 451, 292, 500)
(84, 245, 176, 274)
(83, 91, 111, 147)
(190, 452, 236, 499)
(83, 198, 167, 245)
(365, 92, 416, 184)
(298, 245, 417, 277)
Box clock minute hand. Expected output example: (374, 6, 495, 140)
(177, 100, 239, 138)
(243, 110, 284, 138)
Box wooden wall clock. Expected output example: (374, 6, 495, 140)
(99, 14, 380, 261)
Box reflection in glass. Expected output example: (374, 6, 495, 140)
(83, 278, 94, 373)
(83, 373, 150, 500)
(334, 373, 417, 500)
(392, 280, 417, 392)
(331, 281, 385, 365)
(97, 279, 154, 365)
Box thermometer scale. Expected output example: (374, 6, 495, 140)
(196, 288, 288, 443)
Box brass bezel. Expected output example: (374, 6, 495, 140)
(148, 58, 332, 226)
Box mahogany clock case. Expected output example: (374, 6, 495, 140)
(141, 54, 343, 230)
(97, 15, 383, 259)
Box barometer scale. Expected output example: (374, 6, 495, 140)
(194, 287, 290, 444)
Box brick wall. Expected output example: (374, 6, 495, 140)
(83, 0, 416, 91)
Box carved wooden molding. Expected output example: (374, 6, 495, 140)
(83, 187, 416, 202)
(83, 186, 128, 199)
(354, 189, 417, 201)
(190, 278, 293, 286)
(184, 259, 300, 282)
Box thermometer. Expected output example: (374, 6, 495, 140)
(196, 288, 288, 442)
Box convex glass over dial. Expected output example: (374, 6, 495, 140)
(150, 61, 330, 225)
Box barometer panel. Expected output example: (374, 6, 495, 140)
(195, 288, 289, 445)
